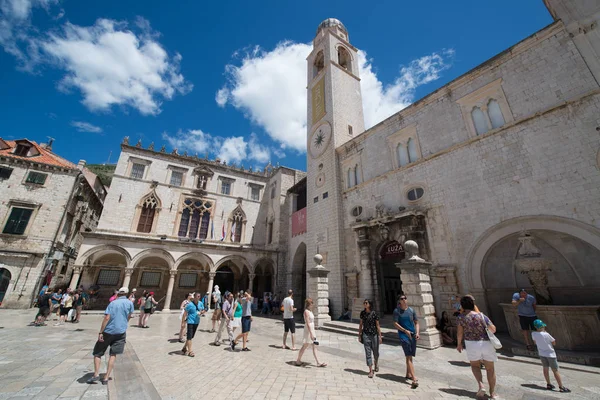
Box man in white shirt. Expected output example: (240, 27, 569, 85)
(282, 289, 297, 350)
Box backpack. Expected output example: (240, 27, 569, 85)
(145, 296, 153, 309)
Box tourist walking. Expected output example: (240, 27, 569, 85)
(359, 299, 382, 378)
(137, 290, 148, 327)
(295, 298, 326, 367)
(214, 292, 234, 347)
(393, 294, 419, 388)
(210, 285, 222, 332)
(511, 289, 537, 350)
(531, 319, 570, 393)
(233, 289, 253, 351)
(456, 295, 498, 399)
(282, 289, 297, 350)
(51, 289, 62, 320)
(34, 288, 53, 326)
(74, 289, 88, 323)
(181, 292, 206, 357)
(55, 289, 73, 326)
(178, 293, 193, 342)
(141, 291, 158, 328)
(87, 287, 134, 385)
(128, 288, 137, 303)
(230, 292, 243, 334)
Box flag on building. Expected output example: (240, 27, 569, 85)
(220, 224, 225, 241)
(231, 221, 236, 242)
(210, 220, 214, 239)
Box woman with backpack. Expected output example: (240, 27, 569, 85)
(141, 292, 158, 328)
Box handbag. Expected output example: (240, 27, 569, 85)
(479, 313, 502, 349)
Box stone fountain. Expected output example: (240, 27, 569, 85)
(501, 233, 600, 352)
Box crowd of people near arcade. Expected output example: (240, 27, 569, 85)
(30, 283, 571, 396)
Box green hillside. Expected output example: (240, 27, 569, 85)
(87, 164, 117, 187)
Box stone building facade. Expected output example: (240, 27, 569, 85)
(0, 139, 106, 308)
(73, 140, 304, 310)
(302, 0, 600, 336)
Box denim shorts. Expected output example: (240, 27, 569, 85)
(399, 335, 417, 357)
(242, 316, 252, 333)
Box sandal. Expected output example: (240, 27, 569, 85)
(374, 365, 379, 372)
(559, 387, 571, 393)
(317, 363, 327, 367)
(411, 380, 419, 389)
(188, 352, 195, 357)
(476, 388, 486, 398)
(295, 361, 303, 366)
(368, 371, 374, 378)
(546, 383, 555, 390)
(283, 345, 291, 350)
(405, 375, 413, 381)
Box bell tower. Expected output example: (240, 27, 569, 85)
(306, 18, 365, 317)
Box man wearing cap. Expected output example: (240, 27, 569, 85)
(511, 288, 537, 350)
(87, 287, 134, 385)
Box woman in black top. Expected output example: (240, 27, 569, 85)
(358, 299, 382, 378)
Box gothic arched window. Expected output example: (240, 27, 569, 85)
(338, 47, 351, 72)
(229, 206, 247, 243)
(407, 138, 419, 163)
(487, 99, 505, 129)
(178, 198, 213, 239)
(397, 143, 409, 167)
(471, 107, 488, 135)
(136, 193, 159, 233)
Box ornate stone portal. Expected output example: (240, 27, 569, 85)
(396, 240, 442, 349)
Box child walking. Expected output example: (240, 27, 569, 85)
(531, 319, 570, 393)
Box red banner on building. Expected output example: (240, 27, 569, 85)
(292, 208, 307, 237)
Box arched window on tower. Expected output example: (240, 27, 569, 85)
(397, 143, 409, 167)
(407, 138, 419, 163)
(313, 51, 324, 78)
(471, 107, 488, 135)
(487, 99, 505, 129)
(338, 47, 351, 73)
(136, 193, 159, 233)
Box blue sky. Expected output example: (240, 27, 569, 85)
(0, 0, 553, 171)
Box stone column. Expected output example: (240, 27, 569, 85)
(248, 274, 256, 293)
(69, 265, 83, 290)
(121, 268, 134, 290)
(396, 240, 441, 349)
(357, 227, 373, 300)
(308, 254, 331, 327)
(206, 272, 216, 310)
(163, 270, 177, 311)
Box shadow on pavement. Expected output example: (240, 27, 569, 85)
(76, 372, 95, 384)
(167, 350, 185, 356)
(375, 373, 408, 383)
(286, 361, 308, 367)
(448, 360, 471, 367)
(167, 338, 182, 343)
(438, 388, 478, 397)
(343, 368, 369, 376)
(521, 383, 549, 391)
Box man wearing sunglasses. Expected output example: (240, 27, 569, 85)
(393, 294, 420, 389)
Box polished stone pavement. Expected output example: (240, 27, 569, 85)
(1, 309, 599, 399)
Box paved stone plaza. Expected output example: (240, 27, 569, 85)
(1, 309, 599, 400)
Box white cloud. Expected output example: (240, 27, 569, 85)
(71, 120, 102, 133)
(217, 42, 454, 152)
(41, 18, 192, 115)
(0, 3, 191, 114)
(162, 129, 275, 166)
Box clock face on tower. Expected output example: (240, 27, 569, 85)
(309, 124, 332, 159)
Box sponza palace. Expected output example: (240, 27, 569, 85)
(2, 0, 600, 346)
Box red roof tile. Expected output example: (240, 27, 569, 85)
(0, 138, 77, 169)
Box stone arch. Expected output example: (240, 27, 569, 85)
(337, 45, 352, 72)
(213, 255, 252, 275)
(131, 248, 175, 270)
(466, 215, 600, 292)
(213, 255, 252, 295)
(0, 267, 13, 304)
(174, 252, 214, 271)
(313, 50, 325, 78)
(78, 245, 131, 267)
(253, 257, 276, 297)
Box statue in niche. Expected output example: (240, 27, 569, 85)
(378, 224, 390, 241)
(375, 204, 389, 219)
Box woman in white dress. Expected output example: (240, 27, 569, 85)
(295, 298, 327, 367)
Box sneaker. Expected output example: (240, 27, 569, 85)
(86, 376, 100, 384)
(546, 383, 556, 390)
(231, 341, 236, 351)
(559, 387, 571, 393)
(214, 342, 221, 346)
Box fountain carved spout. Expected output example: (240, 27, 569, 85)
(514, 233, 553, 305)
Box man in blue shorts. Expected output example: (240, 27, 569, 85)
(512, 288, 537, 350)
(87, 286, 134, 385)
(393, 293, 420, 389)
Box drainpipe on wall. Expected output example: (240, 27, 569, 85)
(30, 170, 83, 306)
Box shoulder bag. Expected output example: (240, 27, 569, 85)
(479, 313, 502, 349)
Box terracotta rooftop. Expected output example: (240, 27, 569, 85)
(0, 138, 77, 169)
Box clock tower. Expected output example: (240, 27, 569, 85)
(306, 18, 365, 317)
